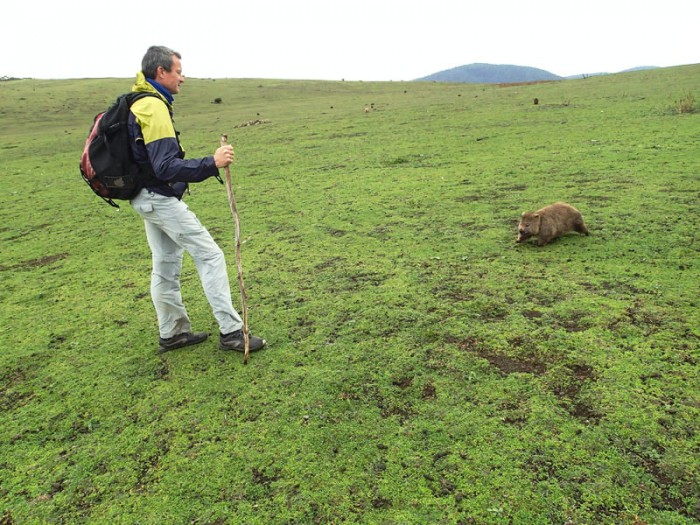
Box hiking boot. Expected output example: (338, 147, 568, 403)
(219, 330, 266, 352)
(158, 332, 209, 353)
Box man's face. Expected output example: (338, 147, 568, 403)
(157, 56, 184, 95)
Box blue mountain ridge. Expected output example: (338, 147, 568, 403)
(415, 63, 659, 83)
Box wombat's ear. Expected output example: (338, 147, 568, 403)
(521, 212, 526, 217)
(533, 213, 540, 218)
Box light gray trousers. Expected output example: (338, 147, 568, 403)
(131, 189, 243, 339)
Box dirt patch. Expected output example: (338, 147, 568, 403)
(48, 334, 67, 349)
(422, 382, 437, 400)
(551, 364, 601, 424)
(4, 223, 52, 242)
(451, 336, 546, 375)
(499, 184, 528, 192)
(331, 270, 386, 293)
(0, 364, 39, 411)
(369, 224, 394, 238)
(0, 252, 68, 271)
(315, 257, 344, 270)
(0, 388, 34, 411)
(372, 496, 392, 509)
(455, 195, 482, 202)
(134, 437, 171, 493)
(522, 310, 543, 320)
(252, 466, 280, 486)
(628, 448, 695, 518)
(392, 377, 413, 389)
(380, 402, 414, 422)
(154, 359, 170, 380)
(569, 401, 601, 423)
(482, 353, 546, 375)
(560, 320, 589, 332)
(234, 118, 269, 128)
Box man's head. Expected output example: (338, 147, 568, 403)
(142, 46, 184, 95)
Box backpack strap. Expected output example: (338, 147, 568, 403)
(124, 92, 165, 186)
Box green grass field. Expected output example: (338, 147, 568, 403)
(1, 65, 698, 524)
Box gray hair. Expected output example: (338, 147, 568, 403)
(141, 46, 182, 79)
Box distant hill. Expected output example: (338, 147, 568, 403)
(416, 63, 662, 84)
(564, 66, 660, 79)
(620, 66, 660, 73)
(416, 63, 563, 84)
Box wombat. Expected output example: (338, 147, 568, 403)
(516, 202, 589, 246)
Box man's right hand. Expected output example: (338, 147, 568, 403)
(214, 144, 235, 168)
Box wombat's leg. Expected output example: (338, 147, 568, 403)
(537, 236, 550, 246)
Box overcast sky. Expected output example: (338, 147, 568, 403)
(3, 0, 697, 81)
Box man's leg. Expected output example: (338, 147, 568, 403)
(142, 194, 243, 334)
(142, 219, 193, 338)
(132, 190, 204, 351)
(157, 199, 265, 351)
(173, 213, 244, 334)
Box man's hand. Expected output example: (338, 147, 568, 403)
(214, 144, 235, 168)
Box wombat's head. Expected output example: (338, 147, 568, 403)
(516, 212, 540, 243)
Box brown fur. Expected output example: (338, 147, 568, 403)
(516, 202, 589, 246)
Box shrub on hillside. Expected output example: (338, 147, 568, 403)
(676, 92, 696, 114)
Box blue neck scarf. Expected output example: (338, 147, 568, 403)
(146, 78, 174, 105)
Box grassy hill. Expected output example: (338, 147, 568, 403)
(1, 65, 699, 524)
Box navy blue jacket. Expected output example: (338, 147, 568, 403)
(128, 72, 219, 199)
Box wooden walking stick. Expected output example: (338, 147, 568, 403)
(220, 134, 250, 363)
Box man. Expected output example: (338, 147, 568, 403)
(128, 45, 265, 354)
